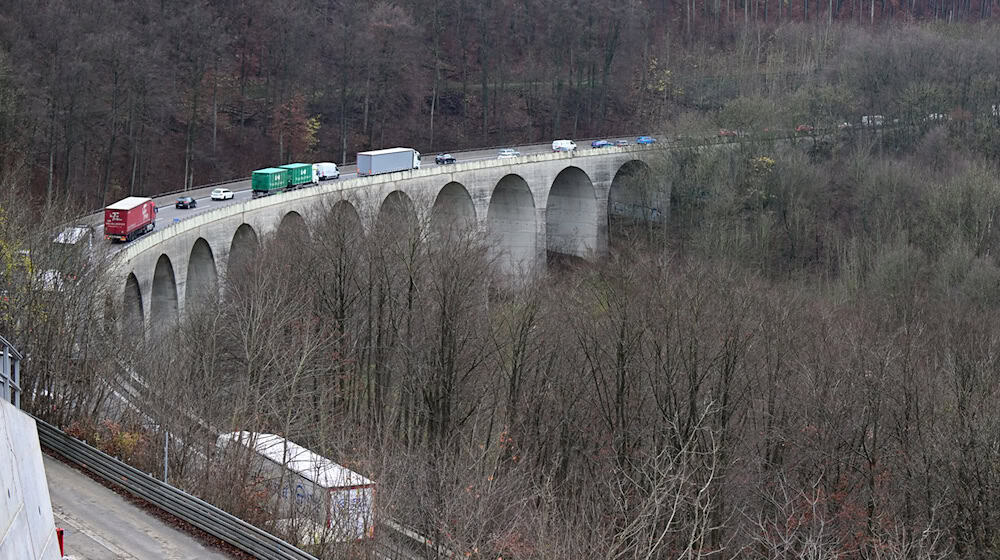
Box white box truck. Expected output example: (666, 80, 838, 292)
(356, 148, 421, 176)
(217, 432, 375, 542)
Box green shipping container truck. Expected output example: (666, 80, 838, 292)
(252, 168, 289, 198)
(279, 163, 315, 187)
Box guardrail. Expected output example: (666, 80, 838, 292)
(34, 416, 319, 560)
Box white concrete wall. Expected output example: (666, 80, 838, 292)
(0, 400, 61, 560)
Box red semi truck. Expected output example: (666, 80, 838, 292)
(104, 197, 157, 242)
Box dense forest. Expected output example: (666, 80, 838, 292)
(1, 0, 1000, 212)
(29, 121, 1000, 559)
(6, 2, 1000, 559)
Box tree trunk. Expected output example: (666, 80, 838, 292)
(362, 71, 371, 145)
(598, 20, 621, 122)
(211, 60, 218, 157)
(478, 0, 490, 145)
(99, 71, 121, 207)
(238, 36, 247, 142)
(46, 108, 55, 209)
(429, 0, 442, 149)
(184, 85, 200, 191)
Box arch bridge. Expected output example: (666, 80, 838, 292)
(112, 147, 668, 331)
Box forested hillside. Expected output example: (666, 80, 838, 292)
(1, 0, 998, 212)
(6, 3, 1000, 557)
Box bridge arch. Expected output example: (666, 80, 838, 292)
(488, 174, 537, 273)
(228, 223, 258, 278)
(123, 272, 143, 333)
(278, 211, 309, 242)
(431, 181, 476, 239)
(315, 200, 364, 257)
(608, 160, 663, 241)
(327, 200, 363, 235)
(186, 238, 219, 305)
(546, 166, 598, 259)
(151, 254, 179, 330)
(376, 191, 418, 237)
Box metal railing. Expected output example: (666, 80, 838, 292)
(1, 334, 22, 408)
(34, 416, 319, 560)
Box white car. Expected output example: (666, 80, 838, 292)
(497, 148, 521, 160)
(211, 188, 235, 201)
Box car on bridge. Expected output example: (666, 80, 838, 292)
(497, 148, 521, 159)
(175, 196, 197, 209)
(435, 153, 456, 164)
(314, 162, 340, 180)
(210, 188, 235, 201)
(615, 139, 629, 147)
(591, 140, 612, 148)
(636, 136, 657, 144)
(552, 140, 577, 152)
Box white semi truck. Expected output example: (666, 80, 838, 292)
(217, 432, 375, 542)
(356, 148, 421, 176)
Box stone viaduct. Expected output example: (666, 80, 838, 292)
(110, 146, 668, 332)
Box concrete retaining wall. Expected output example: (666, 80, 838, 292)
(0, 399, 60, 560)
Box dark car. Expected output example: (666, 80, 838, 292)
(435, 153, 456, 165)
(636, 136, 657, 145)
(175, 196, 197, 209)
(591, 140, 612, 148)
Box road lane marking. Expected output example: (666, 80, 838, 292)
(52, 505, 139, 559)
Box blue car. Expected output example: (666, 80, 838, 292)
(636, 136, 657, 145)
(591, 140, 612, 148)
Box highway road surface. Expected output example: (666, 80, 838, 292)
(86, 138, 645, 254)
(44, 454, 232, 560)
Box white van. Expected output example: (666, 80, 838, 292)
(552, 140, 577, 152)
(313, 162, 340, 181)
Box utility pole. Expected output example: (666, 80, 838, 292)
(163, 431, 169, 482)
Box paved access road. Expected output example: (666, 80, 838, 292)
(44, 454, 232, 560)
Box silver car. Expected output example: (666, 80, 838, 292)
(497, 148, 521, 159)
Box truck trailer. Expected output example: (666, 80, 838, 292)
(251, 168, 290, 198)
(104, 197, 156, 242)
(279, 163, 317, 188)
(217, 432, 375, 542)
(356, 148, 421, 176)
